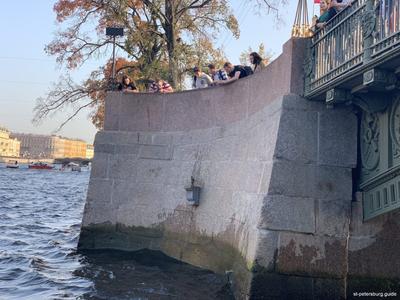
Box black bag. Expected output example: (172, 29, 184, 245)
(230, 65, 253, 79)
(243, 66, 254, 76)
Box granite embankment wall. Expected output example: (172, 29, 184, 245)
(78, 38, 363, 299)
(349, 195, 400, 294)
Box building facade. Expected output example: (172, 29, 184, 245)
(11, 133, 88, 159)
(63, 138, 87, 158)
(0, 127, 20, 157)
(12, 134, 53, 158)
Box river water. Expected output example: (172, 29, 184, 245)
(0, 166, 233, 300)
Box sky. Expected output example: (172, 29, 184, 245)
(0, 0, 314, 144)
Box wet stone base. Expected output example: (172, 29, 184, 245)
(78, 223, 252, 299)
(81, 224, 398, 299)
(249, 270, 345, 300)
(76, 248, 235, 299)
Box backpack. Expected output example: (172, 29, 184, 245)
(243, 66, 254, 76)
(234, 65, 253, 78)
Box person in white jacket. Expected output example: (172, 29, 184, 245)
(192, 67, 213, 89)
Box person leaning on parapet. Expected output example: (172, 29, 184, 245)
(148, 79, 174, 93)
(250, 52, 267, 73)
(208, 64, 228, 85)
(192, 66, 213, 89)
(311, 0, 337, 31)
(118, 75, 139, 93)
(216, 62, 253, 85)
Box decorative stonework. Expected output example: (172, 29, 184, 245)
(361, 9, 376, 38)
(304, 57, 313, 78)
(390, 95, 400, 158)
(363, 68, 398, 87)
(360, 112, 380, 171)
(304, 44, 315, 89)
(363, 69, 374, 84)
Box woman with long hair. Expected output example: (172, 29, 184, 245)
(118, 74, 138, 93)
(250, 52, 266, 73)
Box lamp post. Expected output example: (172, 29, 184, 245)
(105, 27, 124, 89)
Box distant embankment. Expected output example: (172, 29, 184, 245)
(0, 157, 91, 165)
(79, 38, 358, 299)
(0, 157, 54, 164)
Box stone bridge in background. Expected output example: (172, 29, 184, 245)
(78, 0, 400, 297)
(305, 0, 400, 221)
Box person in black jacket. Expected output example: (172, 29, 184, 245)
(216, 62, 252, 85)
(118, 75, 138, 93)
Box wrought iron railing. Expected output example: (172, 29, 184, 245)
(305, 0, 400, 97)
(372, 0, 400, 57)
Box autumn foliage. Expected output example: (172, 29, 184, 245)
(36, 0, 285, 130)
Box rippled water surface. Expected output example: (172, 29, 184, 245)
(0, 166, 232, 300)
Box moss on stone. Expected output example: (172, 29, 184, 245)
(78, 223, 253, 299)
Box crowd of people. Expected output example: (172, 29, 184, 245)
(116, 1, 355, 94)
(117, 52, 267, 94)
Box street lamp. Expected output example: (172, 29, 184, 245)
(106, 27, 124, 89)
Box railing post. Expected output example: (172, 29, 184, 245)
(362, 0, 377, 62)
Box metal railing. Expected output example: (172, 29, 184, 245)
(305, 0, 400, 97)
(372, 0, 400, 57)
